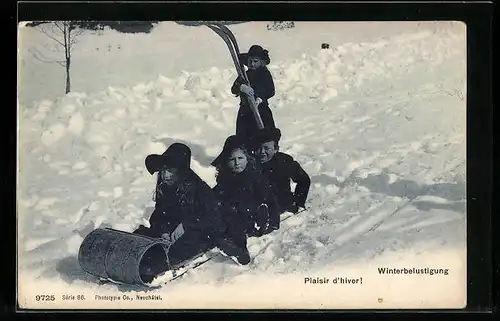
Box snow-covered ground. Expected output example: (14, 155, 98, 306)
(17, 21, 466, 309)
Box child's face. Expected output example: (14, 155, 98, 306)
(247, 56, 264, 70)
(160, 167, 180, 186)
(227, 149, 248, 174)
(257, 141, 278, 163)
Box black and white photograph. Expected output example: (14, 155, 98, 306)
(17, 20, 466, 309)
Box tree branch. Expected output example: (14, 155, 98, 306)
(28, 47, 66, 66)
(53, 21, 66, 35)
(69, 34, 80, 46)
(30, 21, 83, 74)
(37, 25, 66, 48)
(69, 27, 84, 46)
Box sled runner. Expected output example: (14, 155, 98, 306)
(203, 22, 265, 129)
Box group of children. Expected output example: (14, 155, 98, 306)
(133, 45, 311, 278)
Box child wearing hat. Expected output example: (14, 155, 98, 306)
(211, 135, 281, 243)
(254, 128, 311, 215)
(231, 45, 277, 151)
(134, 143, 252, 275)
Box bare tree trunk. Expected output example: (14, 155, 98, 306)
(32, 22, 82, 95)
(63, 22, 71, 94)
(65, 59, 71, 94)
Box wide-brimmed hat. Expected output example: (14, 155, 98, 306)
(210, 135, 247, 168)
(253, 127, 282, 145)
(239, 45, 271, 66)
(145, 143, 191, 175)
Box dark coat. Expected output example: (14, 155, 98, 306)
(146, 170, 225, 239)
(231, 67, 276, 147)
(133, 169, 227, 268)
(213, 167, 280, 232)
(259, 152, 311, 213)
(231, 67, 275, 110)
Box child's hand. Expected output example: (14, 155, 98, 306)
(161, 233, 171, 243)
(240, 84, 254, 96)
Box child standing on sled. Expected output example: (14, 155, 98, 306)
(232, 45, 277, 150)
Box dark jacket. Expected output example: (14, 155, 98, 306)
(259, 152, 311, 213)
(148, 170, 225, 238)
(213, 167, 280, 228)
(231, 67, 275, 111)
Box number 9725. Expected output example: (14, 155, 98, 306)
(35, 294, 56, 301)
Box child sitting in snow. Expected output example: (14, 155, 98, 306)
(134, 143, 251, 277)
(211, 135, 281, 260)
(231, 45, 277, 151)
(254, 127, 311, 215)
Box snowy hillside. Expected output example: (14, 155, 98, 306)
(17, 21, 466, 309)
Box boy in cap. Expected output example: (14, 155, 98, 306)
(254, 128, 311, 218)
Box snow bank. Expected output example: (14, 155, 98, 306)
(19, 21, 462, 107)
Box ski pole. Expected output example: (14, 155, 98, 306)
(246, 94, 265, 129)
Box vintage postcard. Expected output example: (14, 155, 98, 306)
(17, 20, 466, 310)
